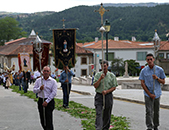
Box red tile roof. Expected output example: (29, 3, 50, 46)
(159, 41, 169, 50)
(0, 37, 50, 56)
(77, 39, 155, 50)
(0, 37, 93, 56)
(75, 44, 93, 54)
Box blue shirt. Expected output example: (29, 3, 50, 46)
(59, 70, 74, 84)
(139, 65, 166, 98)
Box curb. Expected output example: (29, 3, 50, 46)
(58, 87, 169, 109)
(113, 96, 169, 109)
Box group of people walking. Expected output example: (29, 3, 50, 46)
(32, 53, 166, 130)
(1, 53, 165, 130)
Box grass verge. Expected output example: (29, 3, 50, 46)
(10, 85, 130, 130)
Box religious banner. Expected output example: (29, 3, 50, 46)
(33, 43, 50, 71)
(53, 29, 76, 67)
(18, 53, 31, 71)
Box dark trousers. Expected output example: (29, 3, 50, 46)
(94, 93, 113, 130)
(61, 83, 71, 107)
(38, 98, 55, 130)
(145, 96, 160, 129)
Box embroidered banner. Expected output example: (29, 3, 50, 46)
(18, 53, 31, 71)
(53, 29, 76, 67)
(33, 43, 50, 71)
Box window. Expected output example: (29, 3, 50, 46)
(81, 69, 87, 76)
(158, 53, 164, 59)
(81, 57, 87, 64)
(105, 52, 114, 61)
(167, 53, 169, 59)
(137, 52, 147, 61)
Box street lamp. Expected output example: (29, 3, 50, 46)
(104, 19, 111, 61)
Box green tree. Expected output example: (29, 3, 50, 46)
(124, 59, 140, 76)
(111, 57, 124, 76)
(0, 17, 26, 46)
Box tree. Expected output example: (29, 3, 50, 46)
(124, 59, 140, 76)
(0, 17, 26, 46)
(111, 57, 124, 76)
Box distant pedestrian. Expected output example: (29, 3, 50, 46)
(30, 72, 35, 84)
(59, 66, 74, 108)
(5, 75, 11, 89)
(93, 60, 118, 130)
(139, 53, 166, 130)
(51, 72, 56, 79)
(18, 70, 23, 91)
(33, 66, 57, 130)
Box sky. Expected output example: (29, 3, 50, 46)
(1, 0, 169, 13)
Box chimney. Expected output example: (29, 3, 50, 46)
(132, 36, 136, 42)
(114, 37, 119, 41)
(95, 37, 99, 42)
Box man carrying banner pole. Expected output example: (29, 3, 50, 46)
(33, 35, 53, 129)
(59, 65, 74, 108)
(53, 28, 76, 108)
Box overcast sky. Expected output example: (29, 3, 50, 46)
(1, 0, 169, 13)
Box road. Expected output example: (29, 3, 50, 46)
(61, 90, 169, 130)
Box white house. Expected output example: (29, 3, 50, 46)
(77, 38, 169, 75)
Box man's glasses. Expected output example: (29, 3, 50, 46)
(147, 58, 153, 61)
(43, 70, 49, 72)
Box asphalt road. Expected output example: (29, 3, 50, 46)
(1, 85, 169, 130)
(68, 92, 169, 130)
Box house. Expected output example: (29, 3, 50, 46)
(0, 30, 52, 73)
(77, 37, 169, 75)
(0, 30, 93, 77)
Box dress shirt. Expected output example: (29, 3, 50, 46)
(93, 71, 118, 93)
(33, 76, 57, 103)
(139, 65, 166, 98)
(59, 70, 74, 84)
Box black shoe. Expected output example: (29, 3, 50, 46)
(63, 105, 69, 108)
(154, 127, 158, 130)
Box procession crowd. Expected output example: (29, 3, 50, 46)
(0, 53, 166, 130)
(0, 70, 57, 92)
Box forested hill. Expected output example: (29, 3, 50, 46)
(15, 4, 169, 42)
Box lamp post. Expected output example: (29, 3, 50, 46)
(104, 19, 111, 61)
(95, 3, 109, 109)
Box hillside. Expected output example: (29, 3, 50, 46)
(2, 3, 169, 42)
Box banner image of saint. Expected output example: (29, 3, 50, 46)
(33, 43, 50, 71)
(18, 53, 31, 71)
(53, 29, 76, 67)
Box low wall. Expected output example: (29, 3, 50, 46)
(72, 77, 169, 91)
(72, 76, 92, 86)
(122, 82, 169, 91)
